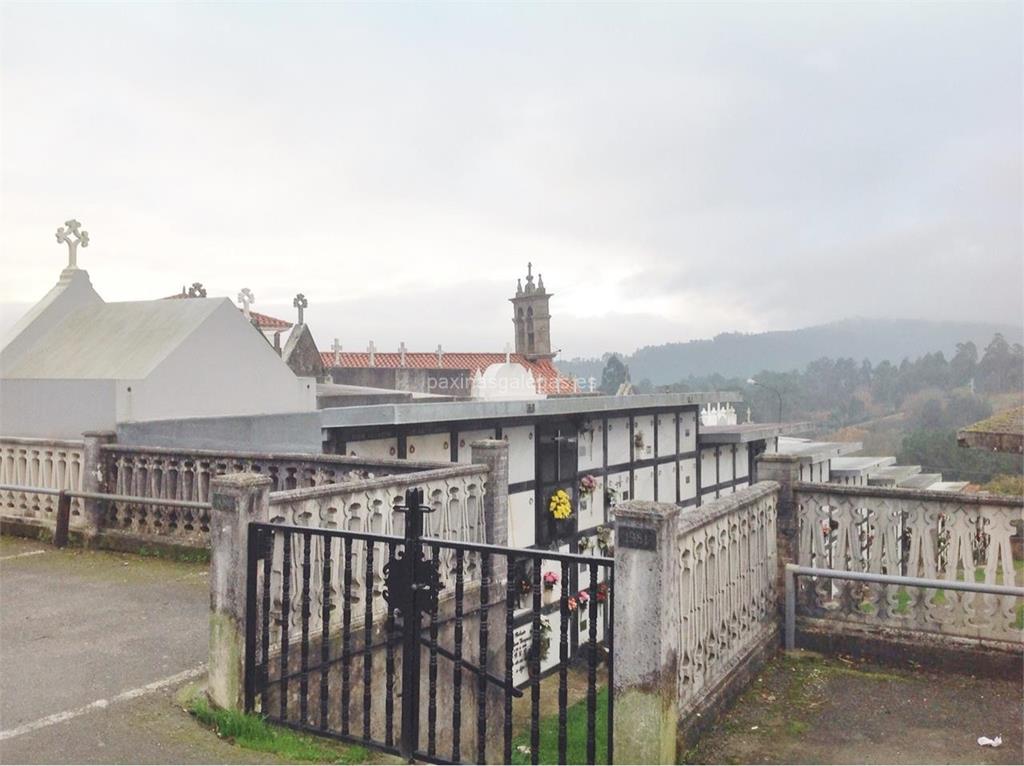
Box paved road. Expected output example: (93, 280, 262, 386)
(0, 536, 283, 764)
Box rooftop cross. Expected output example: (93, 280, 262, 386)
(367, 340, 377, 367)
(331, 338, 342, 366)
(55, 219, 89, 269)
(436, 344, 444, 366)
(188, 282, 207, 298)
(398, 341, 407, 367)
(293, 293, 308, 324)
(504, 342, 512, 363)
(237, 287, 254, 319)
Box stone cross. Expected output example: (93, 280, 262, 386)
(237, 288, 254, 319)
(332, 338, 342, 366)
(367, 340, 377, 367)
(504, 342, 512, 363)
(747, 406, 753, 424)
(398, 342, 407, 367)
(436, 344, 444, 366)
(293, 293, 307, 325)
(188, 282, 207, 298)
(55, 219, 89, 269)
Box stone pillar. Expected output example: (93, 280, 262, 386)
(208, 472, 272, 711)
(81, 430, 116, 538)
(470, 438, 510, 763)
(755, 454, 802, 611)
(612, 500, 681, 765)
(471, 439, 509, 552)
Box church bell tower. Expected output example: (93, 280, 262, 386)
(510, 263, 553, 360)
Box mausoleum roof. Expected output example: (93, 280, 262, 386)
(4, 299, 225, 380)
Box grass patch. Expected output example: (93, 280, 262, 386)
(510, 686, 609, 765)
(187, 695, 370, 764)
(785, 720, 810, 736)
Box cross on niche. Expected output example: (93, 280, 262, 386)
(238, 288, 254, 319)
(436, 344, 444, 366)
(398, 342, 407, 367)
(188, 282, 206, 298)
(55, 219, 89, 269)
(331, 338, 342, 366)
(504, 342, 512, 363)
(293, 293, 308, 324)
(367, 340, 377, 367)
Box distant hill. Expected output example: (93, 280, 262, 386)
(558, 318, 1024, 386)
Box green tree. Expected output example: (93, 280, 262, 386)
(599, 354, 630, 394)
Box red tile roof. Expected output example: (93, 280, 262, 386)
(248, 311, 293, 329)
(319, 351, 578, 394)
(163, 293, 293, 329)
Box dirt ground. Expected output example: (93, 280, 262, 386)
(686, 650, 1023, 765)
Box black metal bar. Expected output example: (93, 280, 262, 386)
(319, 535, 332, 730)
(476, 550, 490, 765)
(260, 527, 272, 713)
(530, 559, 541, 766)
(280, 530, 292, 720)
(53, 491, 71, 548)
(558, 558, 569, 764)
(243, 524, 260, 713)
(362, 540, 375, 742)
(300, 531, 312, 724)
(253, 521, 610, 565)
(341, 536, 353, 736)
(503, 552, 515, 765)
(385, 542, 397, 748)
(607, 566, 615, 764)
(400, 487, 425, 760)
(452, 547, 464, 763)
(427, 545, 440, 757)
(587, 562, 598, 765)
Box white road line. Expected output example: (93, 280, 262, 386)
(0, 664, 206, 742)
(0, 549, 48, 562)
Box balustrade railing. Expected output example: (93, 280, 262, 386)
(676, 483, 778, 709)
(264, 465, 490, 643)
(0, 437, 85, 527)
(794, 483, 1024, 644)
(100, 445, 451, 546)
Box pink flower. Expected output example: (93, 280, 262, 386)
(566, 596, 578, 612)
(577, 590, 590, 604)
(543, 571, 559, 585)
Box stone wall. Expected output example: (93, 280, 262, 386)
(612, 482, 780, 763)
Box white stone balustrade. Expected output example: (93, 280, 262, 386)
(0, 437, 84, 526)
(613, 483, 779, 763)
(100, 445, 451, 547)
(264, 464, 490, 645)
(794, 483, 1024, 644)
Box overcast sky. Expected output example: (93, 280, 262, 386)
(1, 2, 1020, 358)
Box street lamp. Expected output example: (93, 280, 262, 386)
(747, 378, 783, 423)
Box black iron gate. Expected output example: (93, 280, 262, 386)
(244, 488, 614, 764)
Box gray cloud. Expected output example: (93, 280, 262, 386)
(1, 2, 1020, 359)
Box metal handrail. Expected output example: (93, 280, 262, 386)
(0, 484, 212, 510)
(783, 562, 1024, 650)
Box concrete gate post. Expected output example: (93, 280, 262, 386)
(754, 453, 802, 609)
(470, 439, 509, 763)
(612, 500, 681, 765)
(81, 430, 116, 538)
(208, 472, 271, 711)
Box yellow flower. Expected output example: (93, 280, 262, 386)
(549, 489, 573, 520)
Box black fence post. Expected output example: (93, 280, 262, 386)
(53, 491, 71, 548)
(399, 487, 425, 760)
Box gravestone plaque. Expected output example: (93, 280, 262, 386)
(211, 493, 235, 512)
(618, 524, 656, 551)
